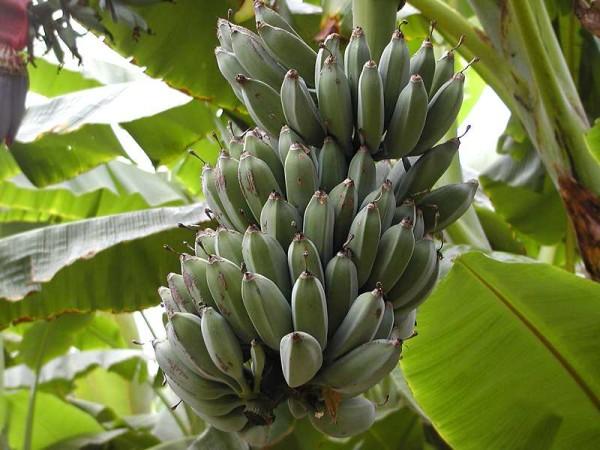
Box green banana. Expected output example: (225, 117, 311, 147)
(375, 159, 392, 187)
(324, 248, 358, 335)
(416, 180, 478, 233)
(217, 18, 233, 51)
(347, 202, 381, 287)
(303, 190, 335, 264)
(195, 227, 216, 258)
(214, 151, 254, 232)
(243, 128, 285, 191)
(215, 47, 247, 102)
(325, 287, 385, 361)
(413, 209, 425, 240)
(379, 29, 410, 126)
(238, 402, 295, 448)
(230, 25, 285, 90)
(317, 55, 354, 155)
(413, 71, 467, 154)
(383, 75, 428, 158)
(260, 191, 301, 250)
(365, 218, 415, 292)
(287, 233, 325, 285)
(409, 33, 436, 93)
(393, 199, 416, 225)
(242, 224, 291, 298)
(278, 125, 304, 164)
(167, 273, 196, 314)
(238, 152, 282, 222)
(241, 271, 293, 351)
(318, 137, 348, 193)
(201, 306, 251, 392)
(388, 238, 438, 310)
(167, 314, 241, 391)
(373, 302, 394, 340)
(318, 339, 401, 396)
(329, 178, 357, 251)
(250, 339, 266, 393)
(348, 146, 376, 206)
(430, 36, 463, 97)
(357, 60, 384, 154)
(344, 27, 371, 119)
(228, 134, 244, 160)
(291, 271, 328, 349)
(309, 396, 375, 438)
(280, 69, 325, 146)
(361, 179, 395, 232)
(205, 255, 258, 344)
(153, 339, 234, 400)
(193, 407, 248, 433)
(235, 75, 286, 137)
(287, 397, 308, 419)
(158, 286, 180, 318)
(280, 331, 323, 388)
(315, 33, 343, 93)
(387, 158, 407, 191)
(284, 143, 318, 214)
(214, 226, 244, 266)
(257, 22, 317, 85)
(165, 376, 243, 417)
(202, 164, 234, 229)
(254, 1, 298, 37)
(180, 255, 218, 310)
(395, 138, 460, 202)
(393, 309, 417, 339)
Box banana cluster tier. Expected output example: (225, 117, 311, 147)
(155, 1, 477, 445)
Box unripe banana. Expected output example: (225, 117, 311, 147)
(315, 33, 343, 92)
(303, 190, 335, 264)
(387, 158, 407, 191)
(348, 146, 376, 206)
(395, 138, 460, 202)
(329, 178, 358, 251)
(254, 1, 298, 37)
(344, 27, 371, 118)
(318, 137, 348, 193)
(280, 331, 323, 388)
(393, 308, 417, 340)
(287, 233, 325, 285)
(357, 60, 384, 154)
(217, 18, 233, 51)
(410, 36, 435, 93)
(430, 36, 463, 97)
(214, 151, 254, 232)
(373, 302, 395, 340)
(365, 218, 415, 292)
(180, 255, 218, 310)
(230, 26, 285, 90)
(416, 180, 478, 233)
(242, 225, 292, 298)
(235, 75, 286, 137)
(250, 339, 266, 393)
(214, 226, 244, 266)
(318, 338, 401, 396)
(257, 22, 317, 85)
(393, 199, 416, 225)
(413, 209, 425, 240)
(195, 228, 216, 258)
(309, 396, 375, 438)
(260, 191, 301, 250)
(243, 128, 285, 191)
(375, 159, 392, 187)
(280, 69, 325, 146)
(360, 179, 395, 232)
(388, 238, 439, 310)
(201, 307, 251, 392)
(278, 125, 304, 164)
(238, 152, 282, 222)
(383, 75, 428, 159)
(215, 47, 247, 102)
(347, 203, 381, 287)
(167, 314, 241, 391)
(291, 271, 328, 349)
(165, 376, 243, 417)
(325, 287, 385, 361)
(413, 72, 466, 154)
(238, 402, 295, 448)
(202, 164, 234, 229)
(284, 143, 318, 214)
(153, 339, 233, 400)
(205, 255, 258, 344)
(324, 248, 358, 335)
(228, 135, 244, 160)
(287, 397, 308, 419)
(158, 286, 180, 318)
(317, 55, 354, 155)
(167, 273, 196, 314)
(241, 271, 293, 351)
(379, 29, 410, 125)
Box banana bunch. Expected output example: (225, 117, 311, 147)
(154, 2, 479, 443)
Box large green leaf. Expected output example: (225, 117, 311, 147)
(0, 204, 206, 327)
(28, 59, 102, 97)
(402, 252, 600, 450)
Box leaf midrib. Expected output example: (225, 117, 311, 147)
(458, 258, 600, 410)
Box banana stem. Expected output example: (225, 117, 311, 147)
(564, 220, 577, 273)
(23, 328, 49, 450)
(352, 0, 399, 61)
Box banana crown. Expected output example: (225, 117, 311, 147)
(155, 3, 478, 444)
